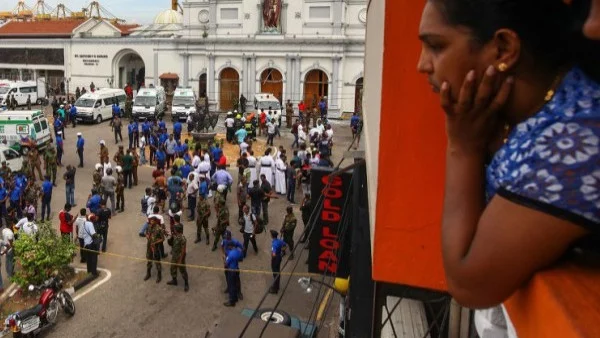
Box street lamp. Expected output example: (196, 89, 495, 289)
(298, 277, 343, 296)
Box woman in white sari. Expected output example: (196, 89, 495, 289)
(258, 148, 274, 185)
(247, 150, 258, 184)
(274, 155, 287, 194)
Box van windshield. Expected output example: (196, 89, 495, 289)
(0, 87, 9, 94)
(75, 98, 95, 107)
(173, 97, 195, 106)
(257, 101, 281, 110)
(134, 96, 156, 107)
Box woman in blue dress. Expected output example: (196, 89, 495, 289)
(417, 0, 599, 334)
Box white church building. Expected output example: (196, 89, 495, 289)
(0, 0, 367, 116)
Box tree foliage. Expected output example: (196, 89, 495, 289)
(11, 222, 77, 288)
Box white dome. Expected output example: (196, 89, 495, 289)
(154, 10, 183, 24)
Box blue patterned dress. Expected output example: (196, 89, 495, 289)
(486, 67, 600, 231)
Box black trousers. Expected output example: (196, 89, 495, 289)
(85, 243, 98, 275)
(77, 148, 84, 167)
(242, 232, 257, 257)
(271, 256, 282, 292)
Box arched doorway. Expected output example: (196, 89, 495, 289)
(304, 69, 329, 109)
(115, 51, 145, 90)
(354, 77, 363, 113)
(260, 68, 283, 103)
(219, 67, 239, 111)
(199, 73, 207, 98)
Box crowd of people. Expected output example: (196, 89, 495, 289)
(0, 94, 362, 308)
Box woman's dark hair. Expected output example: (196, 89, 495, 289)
(430, 0, 600, 80)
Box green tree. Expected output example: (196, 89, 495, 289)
(11, 222, 77, 288)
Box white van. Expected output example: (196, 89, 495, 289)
(74, 88, 127, 124)
(171, 87, 197, 122)
(132, 86, 166, 121)
(0, 110, 52, 154)
(0, 79, 47, 107)
(254, 93, 282, 123)
(0, 144, 23, 172)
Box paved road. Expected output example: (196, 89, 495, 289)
(1, 109, 353, 337)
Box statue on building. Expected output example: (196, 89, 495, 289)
(263, 0, 282, 31)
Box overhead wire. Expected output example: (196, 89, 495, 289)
(258, 135, 359, 337)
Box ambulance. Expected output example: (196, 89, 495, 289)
(74, 88, 126, 124)
(132, 86, 166, 121)
(0, 79, 47, 107)
(253, 93, 282, 124)
(171, 87, 197, 122)
(0, 110, 52, 154)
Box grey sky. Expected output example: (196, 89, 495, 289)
(0, 0, 169, 24)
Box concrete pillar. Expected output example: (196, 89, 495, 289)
(250, 55, 257, 98)
(332, 0, 344, 35)
(242, 55, 248, 99)
(183, 53, 190, 87)
(18, 69, 23, 81)
(209, 0, 217, 35)
(208, 54, 215, 103)
(295, 56, 303, 103)
(285, 55, 292, 102)
(153, 52, 159, 87)
(330, 56, 341, 113)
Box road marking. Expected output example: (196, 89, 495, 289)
(317, 289, 333, 321)
(72, 268, 112, 302)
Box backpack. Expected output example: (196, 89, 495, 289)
(141, 196, 149, 214)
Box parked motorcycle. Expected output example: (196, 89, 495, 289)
(2, 276, 75, 337)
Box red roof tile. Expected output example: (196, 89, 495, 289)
(114, 23, 140, 36)
(0, 19, 85, 37)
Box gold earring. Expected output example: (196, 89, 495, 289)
(498, 63, 508, 72)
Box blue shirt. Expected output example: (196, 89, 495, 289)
(76, 137, 84, 149)
(180, 164, 191, 178)
(175, 143, 185, 155)
(9, 187, 21, 202)
(14, 175, 26, 189)
(133, 122, 139, 132)
(54, 119, 62, 129)
(156, 150, 166, 162)
(235, 128, 248, 144)
(271, 238, 286, 258)
(173, 122, 182, 133)
(142, 122, 150, 132)
(112, 104, 120, 115)
(212, 170, 233, 186)
(0, 187, 8, 201)
(350, 115, 360, 128)
(159, 133, 168, 145)
(211, 148, 223, 162)
(128, 123, 135, 134)
(87, 194, 102, 214)
(159, 120, 166, 131)
(486, 67, 600, 229)
(199, 181, 208, 198)
(225, 247, 243, 270)
(221, 238, 243, 250)
(42, 180, 53, 196)
(167, 175, 183, 189)
(183, 152, 191, 163)
(70, 106, 77, 117)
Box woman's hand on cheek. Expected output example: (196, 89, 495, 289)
(440, 65, 513, 155)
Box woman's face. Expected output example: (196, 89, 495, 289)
(584, 0, 600, 39)
(417, 2, 494, 100)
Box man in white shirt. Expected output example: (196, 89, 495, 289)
(1, 225, 15, 282)
(75, 208, 88, 263)
(225, 112, 235, 143)
(266, 119, 276, 146)
(186, 173, 199, 221)
(139, 205, 164, 237)
(82, 216, 98, 276)
(19, 214, 38, 236)
(192, 152, 202, 170)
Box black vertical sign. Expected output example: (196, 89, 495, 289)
(308, 167, 353, 278)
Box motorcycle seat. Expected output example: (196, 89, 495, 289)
(18, 304, 43, 319)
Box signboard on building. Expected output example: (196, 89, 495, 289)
(308, 167, 353, 278)
(74, 54, 108, 66)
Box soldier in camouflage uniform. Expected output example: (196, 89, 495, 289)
(166, 216, 189, 292)
(280, 206, 297, 259)
(212, 197, 229, 251)
(195, 194, 211, 245)
(144, 216, 166, 283)
(93, 164, 104, 195)
(113, 146, 124, 166)
(213, 185, 226, 213)
(132, 149, 139, 186)
(100, 142, 109, 164)
(25, 180, 40, 215)
(0, 161, 12, 183)
(115, 166, 125, 213)
(43, 147, 58, 186)
(28, 148, 43, 181)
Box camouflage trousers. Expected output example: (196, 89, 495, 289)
(146, 242, 162, 271)
(46, 165, 57, 183)
(170, 254, 188, 280)
(196, 217, 209, 240)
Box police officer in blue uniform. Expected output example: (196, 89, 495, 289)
(223, 238, 243, 307)
(269, 230, 287, 294)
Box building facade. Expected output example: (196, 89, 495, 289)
(0, 0, 366, 116)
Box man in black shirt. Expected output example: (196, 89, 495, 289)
(248, 180, 264, 219)
(236, 152, 249, 183)
(260, 174, 274, 224)
(96, 199, 112, 252)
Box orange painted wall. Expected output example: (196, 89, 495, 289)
(371, 0, 448, 291)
